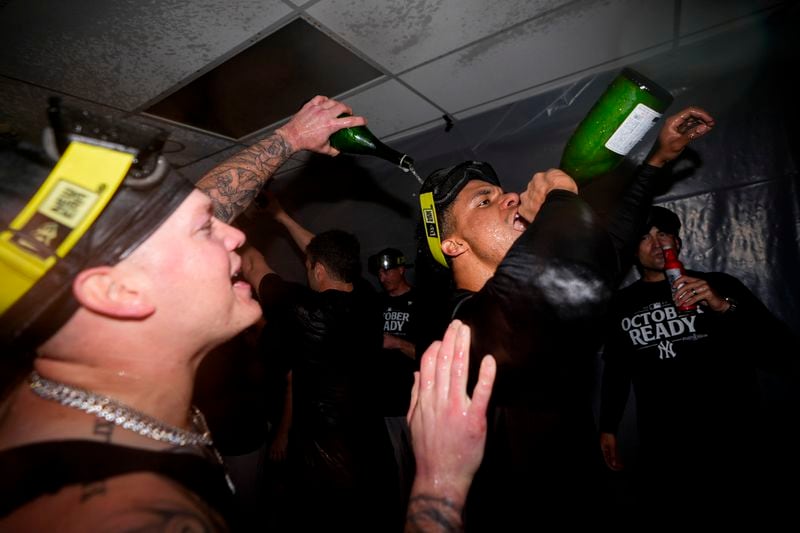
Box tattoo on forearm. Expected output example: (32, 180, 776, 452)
(94, 420, 114, 442)
(405, 495, 463, 533)
(196, 134, 293, 223)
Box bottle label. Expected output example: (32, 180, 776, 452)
(664, 267, 696, 312)
(664, 268, 682, 290)
(604, 103, 662, 155)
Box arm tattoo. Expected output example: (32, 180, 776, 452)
(405, 495, 463, 533)
(196, 134, 293, 223)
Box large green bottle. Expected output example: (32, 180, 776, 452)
(329, 114, 421, 182)
(560, 68, 673, 183)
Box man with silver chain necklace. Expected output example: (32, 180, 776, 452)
(0, 96, 496, 532)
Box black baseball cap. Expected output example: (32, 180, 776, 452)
(419, 160, 500, 215)
(0, 100, 194, 350)
(644, 206, 681, 236)
(418, 161, 501, 268)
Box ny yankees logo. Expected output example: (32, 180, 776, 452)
(657, 340, 676, 360)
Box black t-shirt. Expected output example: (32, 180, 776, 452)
(451, 189, 620, 526)
(257, 274, 397, 527)
(0, 441, 234, 523)
(379, 288, 418, 340)
(437, 164, 663, 527)
(600, 270, 798, 456)
(258, 274, 384, 438)
(377, 288, 419, 416)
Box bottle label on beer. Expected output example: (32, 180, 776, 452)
(664, 268, 682, 290)
(605, 103, 662, 155)
(664, 267, 696, 312)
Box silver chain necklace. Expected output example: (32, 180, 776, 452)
(29, 371, 213, 447)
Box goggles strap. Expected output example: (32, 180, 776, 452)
(0, 141, 134, 314)
(419, 192, 449, 268)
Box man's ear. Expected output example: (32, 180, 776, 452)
(313, 261, 326, 283)
(441, 237, 468, 259)
(72, 266, 155, 319)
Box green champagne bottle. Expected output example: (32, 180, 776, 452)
(560, 68, 673, 183)
(329, 114, 421, 183)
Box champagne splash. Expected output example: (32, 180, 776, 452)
(399, 156, 424, 184)
(407, 165, 423, 185)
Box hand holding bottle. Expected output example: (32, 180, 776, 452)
(662, 244, 697, 313)
(275, 95, 366, 156)
(518, 168, 578, 222)
(646, 106, 715, 167)
(670, 272, 730, 313)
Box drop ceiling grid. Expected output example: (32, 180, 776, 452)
(306, 0, 571, 73)
(0, 0, 295, 111)
(398, 0, 674, 114)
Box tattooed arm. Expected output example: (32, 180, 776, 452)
(405, 321, 496, 532)
(1, 472, 229, 532)
(196, 95, 366, 222)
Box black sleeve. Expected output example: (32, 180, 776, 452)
(596, 286, 636, 434)
(704, 272, 800, 378)
(598, 356, 632, 434)
(412, 293, 453, 364)
(604, 164, 663, 282)
(257, 273, 301, 321)
(456, 190, 617, 401)
(598, 313, 634, 434)
(504, 189, 620, 287)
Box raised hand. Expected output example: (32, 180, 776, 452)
(405, 320, 496, 532)
(197, 96, 366, 221)
(275, 95, 366, 156)
(647, 106, 715, 167)
(519, 168, 578, 222)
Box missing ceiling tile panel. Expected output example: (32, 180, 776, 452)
(145, 18, 381, 140)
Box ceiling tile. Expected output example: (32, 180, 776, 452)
(399, 0, 673, 113)
(145, 18, 382, 140)
(337, 80, 443, 138)
(135, 115, 238, 169)
(0, 78, 119, 145)
(0, 0, 293, 111)
(308, 0, 570, 72)
(0, 76, 236, 170)
(0, 79, 51, 144)
(451, 43, 672, 122)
